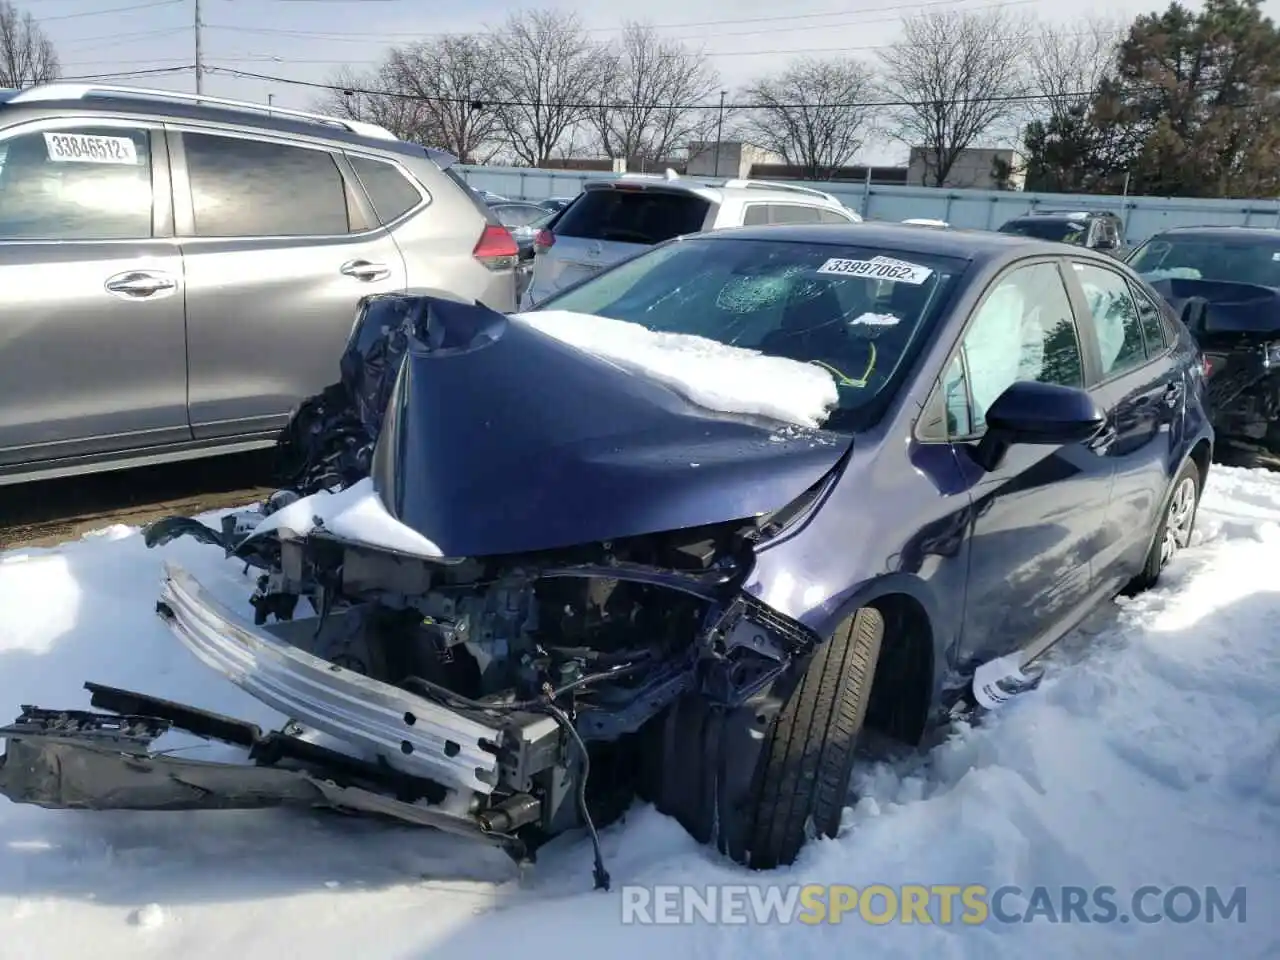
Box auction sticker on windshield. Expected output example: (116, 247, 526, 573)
(43, 132, 138, 165)
(817, 255, 932, 284)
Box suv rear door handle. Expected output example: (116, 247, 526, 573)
(104, 271, 177, 299)
(340, 259, 390, 282)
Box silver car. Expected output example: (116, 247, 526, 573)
(0, 83, 518, 486)
(520, 174, 861, 308)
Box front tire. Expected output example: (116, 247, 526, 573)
(1126, 458, 1201, 594)
(738, 605, 884, 870)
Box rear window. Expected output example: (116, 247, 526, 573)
(999, 218, 1087, 244)
(554, 187, 711, 245)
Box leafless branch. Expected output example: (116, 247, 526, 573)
(313, 64, 437, 144)
(738, 57, 878, 179)
(0, 2, 58, 87)
(1027, 17, 1123, 123)
(387, 34, 503, 163)
(591, 21, 720, 168)
(878, 8, 1031, 186)
(489, 9, 611, 166)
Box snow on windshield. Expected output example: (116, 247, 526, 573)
(513, 309, 840, 429)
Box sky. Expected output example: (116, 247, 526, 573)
(20, 0, 1257, 165)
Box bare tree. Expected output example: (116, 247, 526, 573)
(0, 1, 57, 87)
(489, 10, 610, 166)
(387, 34, 504, 163)
(314, 65, 438, 144)
(739, 57, 877, 179)
(1026, 17, 1123, 123)
(878, 8, 1031, 186)
(592, 22, 720, 169)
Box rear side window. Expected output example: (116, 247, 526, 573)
(347, 155, 422, 224)
(0, 125, 153, 240)
(554, 188, 710, 245)
(1130, 283, 1170, 353)
(742, 203, 833, 226)
(819, 208, 854, 223)
(183, 132, 350, 237)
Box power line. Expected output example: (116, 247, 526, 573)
(208, 65, 1124, 111)
(197, 0, 1037, 47)
(38, 0, 183, 21)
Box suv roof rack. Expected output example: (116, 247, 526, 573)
(720, 178, 841, 204)
(7, 82, 399, 141)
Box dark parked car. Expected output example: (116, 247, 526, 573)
(1127, 225, 1280, 466)
(998, 210, 1126, 257)
(0, 224, 1212, 888)
(537, 197, 575, 214)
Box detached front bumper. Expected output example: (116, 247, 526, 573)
(156, 562, 504, 794)
(0, 686, 523, 852)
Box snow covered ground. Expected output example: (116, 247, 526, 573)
(0, 466, 1277, 960)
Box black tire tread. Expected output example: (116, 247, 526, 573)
(743, 605, 884, 869)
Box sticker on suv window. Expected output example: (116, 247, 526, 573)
(43, 132, 138, 165)
(817, 255, 932, 284)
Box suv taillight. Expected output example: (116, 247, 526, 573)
(533, 228, 555, 253)
(473, 224, 519, 270)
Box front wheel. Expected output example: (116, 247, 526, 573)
(1125, 458, 1201, 594)
(737, 605, 884, 870)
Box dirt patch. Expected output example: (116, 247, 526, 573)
(0, 452, 277, 550)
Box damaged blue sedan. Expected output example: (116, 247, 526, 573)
(0, 223, 1214, 887)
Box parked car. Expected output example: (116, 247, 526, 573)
(0, 82, 519, 487)
(997, 210, 1126, 257)
(537, 196, 576, 213)
(0, 224, 1212, 887)
(1127, 225, 1280, 466)
(520, 172, 862, 307)
(489, 201, 556, 299)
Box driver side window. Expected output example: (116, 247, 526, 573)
(943, 262, 1085, 437)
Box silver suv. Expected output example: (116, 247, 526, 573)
(521, 174, 861, 307)
(0, 83, 519, 486)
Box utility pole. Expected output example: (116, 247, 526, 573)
(194, 0, 203, 95)
(712, 90, 726, 177)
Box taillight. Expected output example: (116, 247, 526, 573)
(1201, 355, 1213, 378)
(473, 224, 519, 270)
(533, 228, 555, 253)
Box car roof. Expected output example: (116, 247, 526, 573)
(1149, 225, 1280, 241)
(693, 221, 1087, 263)
(585, 174, 844, 207)
(0, 89, 441, 164)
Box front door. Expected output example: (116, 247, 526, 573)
(170, 128, 406, 440)
(1068, 260, 1184, 583)
(946, 260, 1114, 668)
(0, 120, 188, 469)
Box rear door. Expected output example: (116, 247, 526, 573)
(0, 118, 189, 469)
(170, 127, 407, 440)
(531, 184, 713, 299)
(1065, 259, 1184, 584)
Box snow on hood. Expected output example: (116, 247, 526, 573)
(243, 477, 445, 559)
(512, 310, 840, 429)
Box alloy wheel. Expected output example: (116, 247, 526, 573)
(1159, 476, 1197, 568)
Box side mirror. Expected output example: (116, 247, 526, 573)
(973, 380, 1105, 471)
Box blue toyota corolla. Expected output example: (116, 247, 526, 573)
(0, 223, 1214, 884)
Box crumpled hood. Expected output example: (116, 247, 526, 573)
(361, 300, 851, 558)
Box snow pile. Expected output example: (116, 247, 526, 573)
(513, 310, 840, 429)
(0, 466, 1278, 958)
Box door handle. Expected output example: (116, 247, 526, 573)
(340, 259, 390, 282)
(1162, 382, 1183, 407)
(104, 271, 177, 299)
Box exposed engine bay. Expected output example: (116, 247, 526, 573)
(0, 292, 843, 889)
